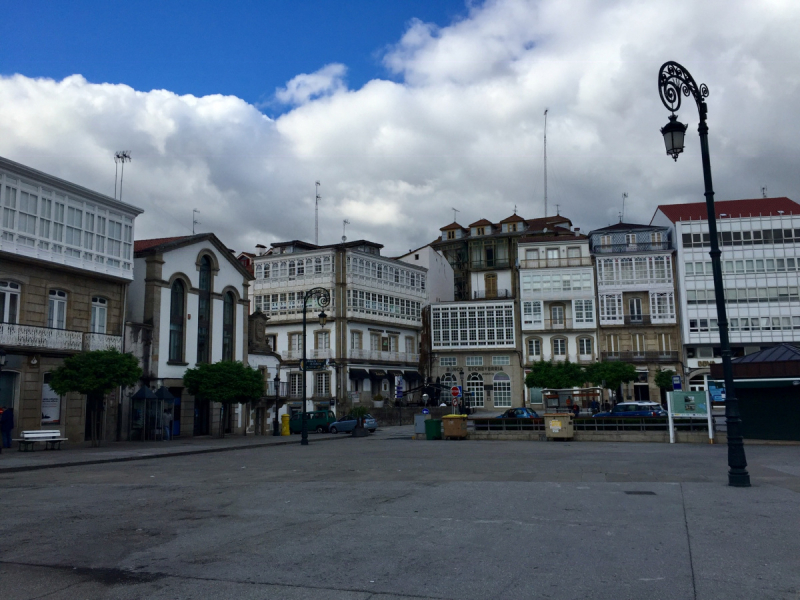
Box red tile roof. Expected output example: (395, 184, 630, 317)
(133, 236, 190, 253)
(499, 214, 526, 224)
(468, 218, 493, 227)
(439, 222, 466, 231)
(656, 197, 799, 222)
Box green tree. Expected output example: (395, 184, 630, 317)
(654, 368, 676, 390)
(525, 360, 586, 390)
(49, 349, 142, 447)
(584, 361, 638, 398)
(183, 361, 264, 437)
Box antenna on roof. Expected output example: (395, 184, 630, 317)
(555, 203, 560, 216)
(621, 192, 628, 222)
(192, 209, 200, 234)
(315, 181, 321, 245)
(514, 204, 518, 215)
(761, 186, 768, 199)
(452, 207, 460, 222)
(342, 219, 350, 243)
(543, 109, 548, 217)
(114, 151, 131, 200)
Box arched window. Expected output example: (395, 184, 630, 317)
(441, 372, 457, 388)
(0, 280, 20, 324)
(48, 289, 67, 329)
(222, 291, 235, 361)
(288, 260, 296, 277)
(467, 372, 484, 408)
(169, 280, 185, 362)
(91, 297, 107, 334)
(493, 372, 512, 407)
(197, 256, 212, 363)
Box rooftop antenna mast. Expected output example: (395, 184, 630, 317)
(114, 151, 131, 200)
(342, 219, 350, 243)
(761, 186, 768, 199)
(543, 108, 548, 217)
(193, 209, 200, 234)
(452, 207, 460, 222)
(315, 181, 321, 245)
(621, 192, 628, 221)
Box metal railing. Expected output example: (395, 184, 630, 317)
(281, 348, 332, 360)
(348, 349, 420, 363)
(600, 351, 679, 362)
(469, 259, 511, 270)
(472, 289, 512, 300)
(541, 318, 573, 330)
(519, 257, 592, 269)
(83, 332, 123, 351)
(0, 323, 120, 352)
(472, 418, 545, 432)
(592, 241, 671, 253)
(472, 417, 709, 432)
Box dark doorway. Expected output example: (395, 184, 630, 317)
(634, 385, 650, 401)
(169, 387, 182, 437)
(194, 397, 210, 436)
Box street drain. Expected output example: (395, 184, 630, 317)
(625, 491, 656, 495)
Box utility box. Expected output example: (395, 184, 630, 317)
(281, 413, 290, 436)
(544, 413, 574, 440)
(442, 414, 468, 440)
(425, 419, 442, 440)
(414, 413, 430, 436)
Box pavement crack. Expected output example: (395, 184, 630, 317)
(679, 482, 698, 600)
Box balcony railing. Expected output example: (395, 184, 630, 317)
(265, 381, 288, 397)
(348, 349, 420, 363)
(542, 318, 573, 330)
(600, 314, 676, 326)
(519, 257, 592, 269)
(472, 289, 513, 300)
(593, 241, 671, 253)
(0, 323, 125, 352)
(469, 259, 511, 270)
(600, 351, 679, 363)
(281, 348, 332, 361)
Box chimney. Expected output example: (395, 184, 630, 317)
(574, 227, 580, 236)
(256, 243, 267, 256)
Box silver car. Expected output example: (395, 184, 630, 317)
(328, 414, 378, 434)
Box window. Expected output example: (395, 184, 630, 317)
(550, 305, 564, 326)
(289, 373, 303, 397)
(492, 355, 510, 365)
(632, 333, 646, 354)
(431, 303, 515, 349)
(370, 332, 382, 351)
(289, 333, 302, 354)
(0, 281, 20, 323)
(466, 356, 483, 366)
(651, 232, 663, 244)
(197, 256, 212, 363)
(48, 289, 67, 329)
(493, 373, 512, 407)
(17, 191, 37, 236)
(91, 297, 107, 334)
(467, 373, 484, 407)
(600, 294, 623, 323)
(315, 372, 330, 396)
(546, 248, 559, 261)
(579, 337, 592, 355)
(169, 281, 185, 361)
(222, 291, 235, 361)
(628, 297, 643, 321)
(2, 185, 17, 232)
(553, 338, 567, 357)
(447, 230, 456, 240)
(484, 273, 498, 297)
(626, 233, 637, 247)
(574, 299, 594, 324)
(522, 301, 543, 327)
(567, 247, 581, 259)
(440, 357, 457, 367)
(527, 338, 541, 358)
(350, 331, 362, 350)
(607, 334, 619, 353)
(476, 227, 485, 236)
(316, 330, 330, 350)
(658, 334, 672, 354)
(599, 235, 611, 247)
(405, 336, 416, 354)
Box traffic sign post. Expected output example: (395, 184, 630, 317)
(672, 375, 682, 391)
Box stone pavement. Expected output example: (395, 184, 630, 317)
(1, 426, 799, 600)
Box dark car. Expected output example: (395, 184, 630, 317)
(592, 402, 667, 418)
(328, 414, 378, 434)
(496, 407, 540, 419)
(289, 410, 336, 433)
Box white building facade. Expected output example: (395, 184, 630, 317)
(651, 197, 800, 390)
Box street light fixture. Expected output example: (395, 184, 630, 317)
(657, 60, 750, 487)
(459, 368, 465, 415)
(0, 348, 6, 454)
(301, 287, 331, 446)
(273, 372, 281, 437)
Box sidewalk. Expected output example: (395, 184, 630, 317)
(0, 431, 346, 474)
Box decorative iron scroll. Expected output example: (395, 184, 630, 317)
(658, 61, 709, 115)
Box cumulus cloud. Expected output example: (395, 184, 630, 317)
(1, 0, 799, 257)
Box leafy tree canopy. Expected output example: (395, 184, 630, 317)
(49, 349, 142, 397)
(654, 368, 677, 390)
(525, 360, 586, 389)
(584, 361, 638, 390)
(183, 361, 264, 405)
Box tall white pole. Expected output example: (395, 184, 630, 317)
(543, 109, 548, 217)
(315, 181, 321, 245)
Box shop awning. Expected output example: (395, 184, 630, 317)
(131, 386, 157, 400)
(349, 368, 369, 380)
(387, 369, 404, 377)
(404, 370, 423, 382)
(369, 369, 387, 378)
(155, 386, 175, 402)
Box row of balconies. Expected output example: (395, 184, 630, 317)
(279, 348, 420, 363)
(600, 351, 679, 363)
(0, 323, 123, 352)
(599, 314, 677, 326)
(523, 318, 596, 331)
(519, 257, 593, 269)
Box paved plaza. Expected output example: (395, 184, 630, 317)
(1, 428, 799, 599)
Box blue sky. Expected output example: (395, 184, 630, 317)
(1, 0, 470, 115)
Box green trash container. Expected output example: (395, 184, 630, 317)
(425, 419, 442, 440)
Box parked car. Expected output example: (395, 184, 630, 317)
(496, 407, 540, 419)
(328, 413, 378, 434)
(592, 402, 667, 418)
(289, 410, 337, 434)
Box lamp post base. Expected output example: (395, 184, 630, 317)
(728, 470, 751, 487)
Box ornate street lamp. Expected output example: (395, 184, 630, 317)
(300, 287, 331, 446)
(273, 372, 281, 437)
(657, 61, 750, 487)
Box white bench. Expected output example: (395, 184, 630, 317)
(12, 430, 68, 451)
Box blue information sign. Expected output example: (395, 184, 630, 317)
(672, 375, 682, 391)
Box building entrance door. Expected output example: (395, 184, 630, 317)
(194, 397, 210, 436)
(169, 387, 182, 437)
(634, 384, 650, 401)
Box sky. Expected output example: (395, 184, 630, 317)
(1, 0, 799, 256)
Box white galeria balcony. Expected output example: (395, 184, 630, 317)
(0, 323, 122, 352)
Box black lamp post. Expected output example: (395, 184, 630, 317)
(657, 61, 750, 487)
(458, 368, 464, 415)
(301, 287, 331, 446)
(273, 372, 281, 436)
(0, 348, 6, 454)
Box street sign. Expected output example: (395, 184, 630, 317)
(452, 397, 459, 407)
(300, 359, 327, 371)
(450, 386, 462, 398)
(395, 375, 403, 400)
(422, 408, 430, 414)
(672, 375, 682, 391)
(670, 391, 708, 417)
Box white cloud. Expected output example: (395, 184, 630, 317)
(1, 0, 799, 257)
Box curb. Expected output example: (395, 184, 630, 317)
(0, 435, 349, 474)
